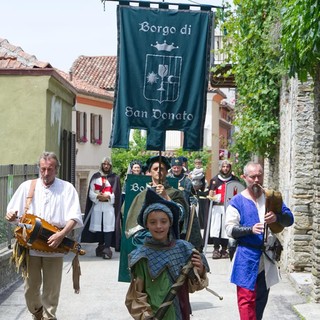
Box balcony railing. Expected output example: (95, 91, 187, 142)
(212, 35, 228, 65)
(210, 35, 236, 87)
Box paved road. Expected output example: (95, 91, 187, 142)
(0, 243, 314, 319)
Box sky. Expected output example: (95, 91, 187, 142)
(0, 0, 225, 72)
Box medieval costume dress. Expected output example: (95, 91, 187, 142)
(125, 188, 209, 320)
(81, 171, 121, 252)
(225, 193, 294, 319)
(166, 166, 203, 250)
(126, 239, 208, 320)
(7, 177, 83, 319)
(189, 165, 208, 230)
(207, 162, 239, 258)
(167, 170, 198, 207)
(88, 176, 115, 233)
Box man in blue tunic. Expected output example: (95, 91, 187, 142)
(225, 161, 294, 320)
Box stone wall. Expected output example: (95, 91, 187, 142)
(266, 75, 319, 300)
(278, 77, 314, 272)
(311, 69, 320, 302)
(0, 248, 20, 293)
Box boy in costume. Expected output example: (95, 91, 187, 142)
(125, 188, 209, 320)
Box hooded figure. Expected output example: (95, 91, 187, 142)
(207, 160, 240, 259)
(81, 157, 121, 258)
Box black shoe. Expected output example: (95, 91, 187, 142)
(220, 250, 229, 259)
(102, 247, 112, 259)
(212, 249, 221, 259)
(95, 244, 105, 257)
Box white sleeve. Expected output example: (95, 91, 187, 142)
(225, 205, 240, 238)
(89, 179, 99, 204)
(63, 182, 83, 228)
(109, 192, 115, 204)
(6, 180, 31, 217)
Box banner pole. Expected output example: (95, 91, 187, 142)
(203, 198, 213, 255)
(158, 150, 162, 185)
(101, 0, 224, 10)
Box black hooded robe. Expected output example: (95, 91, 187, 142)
(81, 172, 121, 251)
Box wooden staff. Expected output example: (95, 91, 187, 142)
(153, 250, 197, 320)
(185, 204, 196, 241)
(158, 150, 163, 185)
(153, 249, 223, 320)
(203, 197, 214, 255)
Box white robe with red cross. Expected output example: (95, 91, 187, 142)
(88, 176, 115, 233)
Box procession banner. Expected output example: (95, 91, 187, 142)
(110, 5, 213, 151)
(118, 174, 178, 282)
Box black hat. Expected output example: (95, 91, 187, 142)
(178, 156, 188, 163)
(171, 157, 183, 167)
(137, 188, 180, 239)
(146, 155, 171, 171)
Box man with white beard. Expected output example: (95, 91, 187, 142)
(225, 162, 294, 320)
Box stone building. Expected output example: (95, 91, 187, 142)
(264, 76, 320, 302)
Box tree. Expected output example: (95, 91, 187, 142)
(111, 130, 150, 183)
(111, 130, 211, 184)
(216, 0, 283, 166)
(281, 0, 320, 82)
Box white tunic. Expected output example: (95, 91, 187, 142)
(88, 176, 115, 233)
(210, 204, 227, 239)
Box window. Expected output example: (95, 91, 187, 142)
(91, 113, 102, 145)
(76, 111, 87, 143)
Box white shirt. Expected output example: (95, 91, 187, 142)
(7, 178, 83, 257)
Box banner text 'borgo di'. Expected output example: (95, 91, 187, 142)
(110, 5, 213, 151)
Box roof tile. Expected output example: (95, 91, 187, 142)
(57, 69, 113, 99)
(71, 56, 117, 91)
(0, 38, 115, 99)
(0, 37, 52, 68)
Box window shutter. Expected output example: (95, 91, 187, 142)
(76, 111, 80, 142)
(99, 115, 102, 141)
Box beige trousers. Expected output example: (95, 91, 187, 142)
(25, 255, 63, 320)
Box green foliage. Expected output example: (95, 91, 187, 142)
(111, 130, 211, 184)
(230, 144, 252, 178)
(111, 131, 150, 183)
(281, 0, 320, 81)
(171, 147, 211, 172)
(215, 0, 283, 160)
